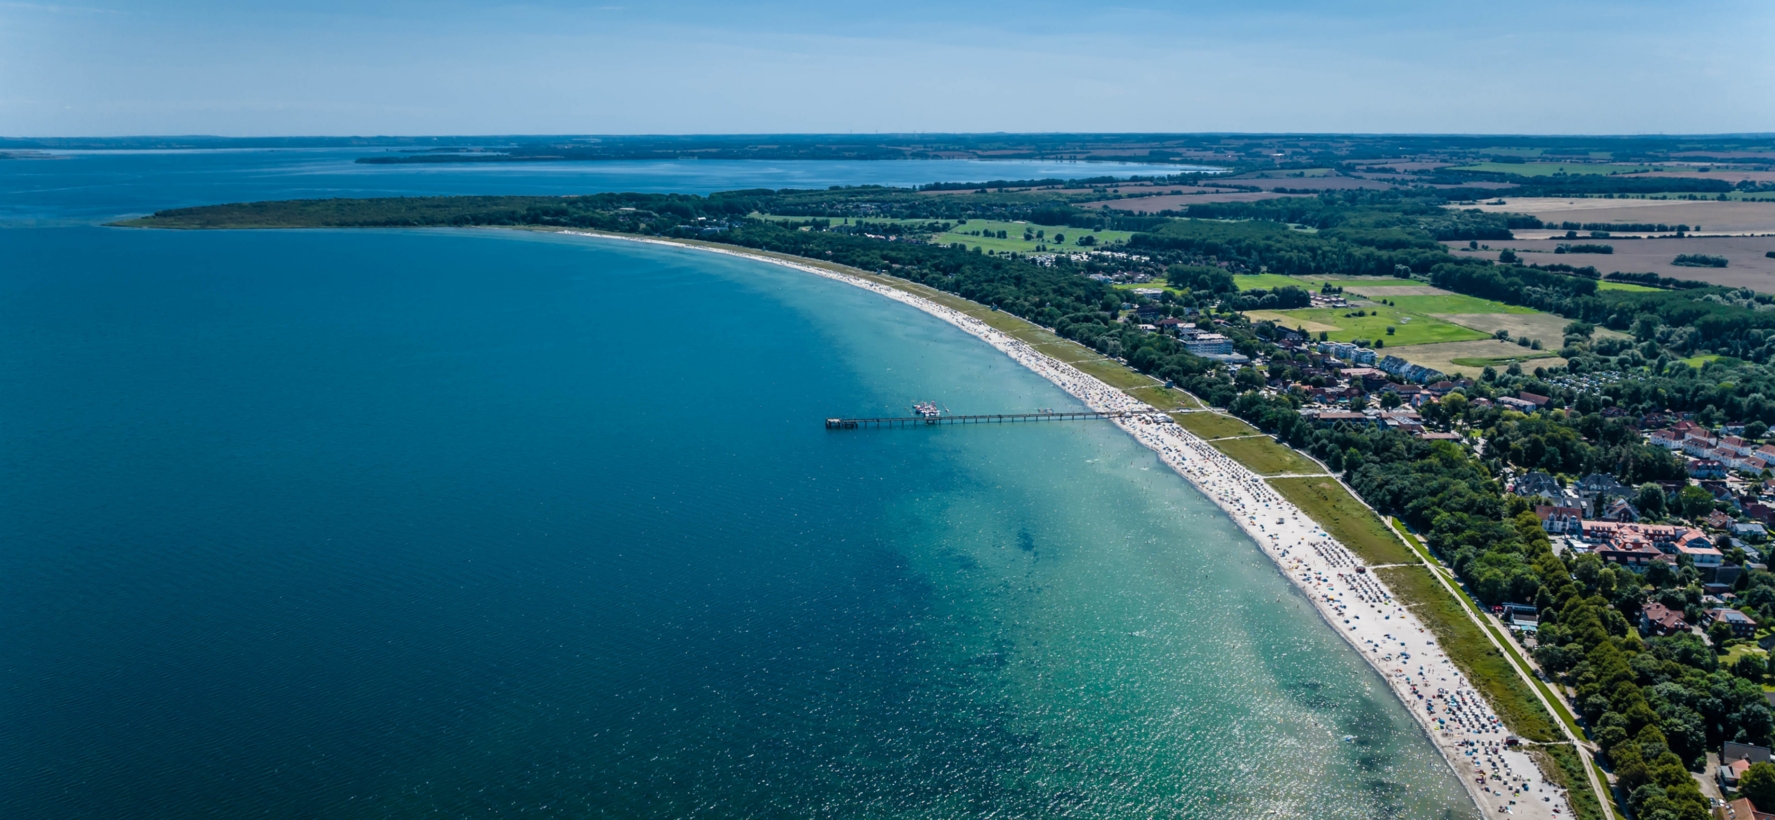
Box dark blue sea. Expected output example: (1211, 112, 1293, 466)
(0, 151, 1477, 818)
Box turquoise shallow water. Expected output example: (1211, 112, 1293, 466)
(0, 154, 1476, 818)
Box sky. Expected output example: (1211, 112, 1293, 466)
(2, 0, 1771, 137)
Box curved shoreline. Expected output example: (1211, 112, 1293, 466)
(555, 229, 1571, 819)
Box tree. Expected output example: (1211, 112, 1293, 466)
(1749, 420, 1770, 440)
(1740, 762, 1775, 811)
(1734, 652, 1767, 682)
(1343, 447, 1364, 474)
(1709, 618, 1736, 648)
(1634, 313, 1663, 342)
(1679, 485, 1715, 519)
(1379, 391, 1402, 409)
(1637, 484, 1667, 517)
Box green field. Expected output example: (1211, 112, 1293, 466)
(1293, 275, 1412, 285)
(1449, 351, 1560, 368)
(1596, 280, 1661, 292)
(1113, 282, 1184, 296)
(1538, 745, 1608, 820)
(1260, 474, 1563, 744)
(1390, 521, 1589, 739)
(1233, 273, 1307, 291)
(751, 214, 1136, 255)
(1359, 293, 1539, 315)
(1375, 565, 1562, 742)
(1448, 162, 1662, 177)
(1068, 356, 1159, 391)
(1126, 385, 1202, 410)
(933, 219, 1133, 254)
(1172, 411, 1259, 439)
(1209, 436, 1324, 475)
(1247, 168, 1332, 178)
(1267, 477, 1415, 565)
(1251, 307, 1489, 346)
(751, 213, 941, 228)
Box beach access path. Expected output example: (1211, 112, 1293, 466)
(554, 229, 1576, 820)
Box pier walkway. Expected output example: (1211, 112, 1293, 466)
(825, 410, 1165, 429)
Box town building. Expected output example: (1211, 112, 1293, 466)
(1581, 521, 1722, 569)
(1597, 498, 1641, 523)
(1338, 367, 1389, 391)
(1301, 409, 1374, 427)
(1534, 505, 1583, 535)
(1721, 743, 1775, 790)
(1705, 608, 1759, 638)
(1575, 473, 1632, 517)
(1181, 333, 1233, 356)
(1690, 459, 1728, 479)
(1648, 429, 1685, 450)
(1497, 396, 1540, 413)
(1713, 796, 1775, 820)
(1513, 471, 1582, 508)
(1641, 601, 1689, 635)
(1376, 354, 1445, 384)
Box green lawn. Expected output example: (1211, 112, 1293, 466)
(1448, 162, 1662, 177)
(1681, 354, 1724, 368)
(1537, 746, 1608, 820)
(1448, 351, 1560, 368)
(1724, 643, 1768, 667)
(1068, 356, 1158, 391)
(1233, 273, 1307, 291)
(1035, 342, 1107, 364)
(1376, 565, 1563, 743)
(1172, 411, 1259, 439)
(1368, 293, 1539, 315)
(1266, 477, 1415, 565)
(1258, 473, 1565, 744)
(1391, 519, 1590, 743)
(751, 213, 942, 228)
(1209, 436, 1324, 475)
(1251, 307, 1490, 346)
(1113, 282, 1184, 296)
(1597, 280, 1661, 292)
(1126, 385, 1202, 410)
(1290, 275, 1413, 285)
(933, 219, 1133, 254)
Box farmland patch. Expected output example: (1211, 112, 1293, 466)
(1387, 340, 1567, 379)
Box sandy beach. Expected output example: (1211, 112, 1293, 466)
(560, 230, 1574, 819)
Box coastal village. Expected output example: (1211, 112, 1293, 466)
(1075, 260, 1775, 819)
(1208, 327, 1775, 818)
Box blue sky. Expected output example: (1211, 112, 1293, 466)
(2, 0, 1770, 136)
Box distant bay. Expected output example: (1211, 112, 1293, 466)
(0, 149, 1209, 226)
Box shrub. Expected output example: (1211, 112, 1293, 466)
(1673, 254, 1728, 268)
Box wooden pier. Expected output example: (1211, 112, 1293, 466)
(825, 410, 1163, 429)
